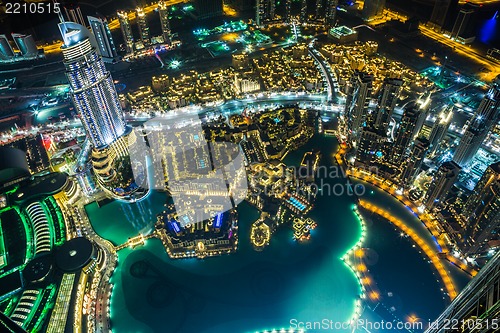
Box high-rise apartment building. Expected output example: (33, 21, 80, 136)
(315, 0, 324, 20)
(355, 126, 386, 167)
(453, 77, 500, 167)
(325, 0, 339, 26)
(400, 137, 429, 188)
(158, 1, 172, 44)
(389, 102, 419, 164)
(63, 3, 86, 27)
(256, 0, 277, 26)
(373, 77, 403, 132)
(461, 162, 500, 257)
(59, 22, 145, 200)
(117, 11, 134, 54)
(428, 106, 453, 157)
(424, 161, 461, 210)
(136, 7, 151, 46)
(450, 4, 478, 43)
(300, 0, 308, 22)
(345, 71, 373, 141)
(88, 16, 118, 62)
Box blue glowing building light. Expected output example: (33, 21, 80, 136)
(214, 213, 223, 228)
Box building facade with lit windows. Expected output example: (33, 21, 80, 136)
(256, 0, 276, 27)
(400, 137, 429, 188)
(158, 1, 172, 44)
(373, 77, 403, 133)
(117, 10, 134, 54)
(389, 102, 419, 164)
(428, 106, 453, 157)
(136, 7, 151, 47)
(59, 21, 145, 200)
(424, 161, 461, 210)
(325, 0, 339, 26)
(355, 126, 385, 167)
(461, 161, 500, 258)
(59, 22, 126, 149)
(88, 16, 119, 63)
(345, 71, 373, 142)
(453, 76, 500, 167)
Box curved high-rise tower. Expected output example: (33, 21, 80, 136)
(59, 22, 146, 201)
(59, 22, 126, 149)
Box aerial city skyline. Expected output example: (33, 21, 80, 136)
(0, 0, 499, 332)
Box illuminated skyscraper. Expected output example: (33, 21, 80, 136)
(136, 7, 151, 46)
(362, 0, 386, 20)
(0, 35, 15, 61)
(453, 77, 500, 167)
(390, 102, 419, 164)
(414, 91, 433, 139)
(117, 11, 134, 53)
(400, 137, 429, 188)
(355, 126, 385, 167)
(373, 77, 403, 132)
(158, 1, 172, 44)
(461, 161, 500, 257)
(59, 22, 126, 149)
(429, 0, 459, 30)
(300, 0, 308, 22)
(285, 0, 292, 23)
(428, 106, 453, 157)
(345, 71, 373, 141)
(194, 0, 223, 19)
(256, 0, 276, 26)
(88, 16, 118, 62)
(63, 2, 86, 27)
(315, 0, 324, 20)
(425, 251, 500, 333)
(424, 161, 461, 210)
(59, 22, 145, 200)
(325, 0, 338, 26)
(11, 33, 38, 58)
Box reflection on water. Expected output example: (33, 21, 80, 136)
(88, 135, 450, 333)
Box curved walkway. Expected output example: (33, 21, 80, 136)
(347, 167, 477, 277)
(358, 200, 458, 300)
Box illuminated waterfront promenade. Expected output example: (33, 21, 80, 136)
(346, 166, 478, 278)
(334, 144, 478, 279)
(358, 200, 458, 300)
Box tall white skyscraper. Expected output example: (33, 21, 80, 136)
(59, 22, 126, 149)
